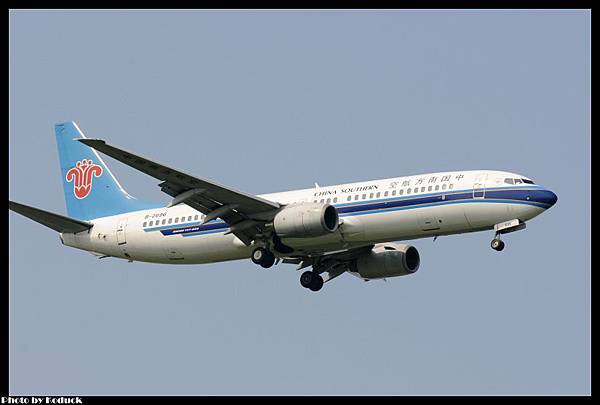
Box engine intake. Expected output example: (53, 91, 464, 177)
(350, 243, 420, 279)
(273, 203, 339, 238)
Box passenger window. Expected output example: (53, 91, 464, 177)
(407, 188, 411, 194)
(168, 218, 172, 224)
(162, 219, 166, 225)
(376, 192, 381, 198)
(314, 200, 317, 203)
(143, 222, 147, 227)
(355, 195, 359, 200)
(414, 187, 419, 193)
(428, 186, 432, 192)
(347, 196, 352, 201)
(435, 185, 439, 191)
(333, 197, 338, 203)
(362, 194, 366, 199)
(505, 178, 514, 185)
(194, 215, 199, 220)
(399, 189, 404, 195)
(188, 216, 192, 221)
(392, 190, 397, 196)
(449, 184, 454, 189)
(369, 193, 374, 199)
(384, 191, 389, 197)
(174, 217, 179, 223)
(442, 184, 447, 190)
(326, 198, 331, 204)
(320, 199, 324, 203)
(421, 187, 426, 192)
(149, 221, 153, 226)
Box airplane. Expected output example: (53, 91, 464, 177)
(9, 122, 558, 292)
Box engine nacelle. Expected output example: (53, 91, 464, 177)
(350, 243, 420, 279)
(273, 203, 339, 238)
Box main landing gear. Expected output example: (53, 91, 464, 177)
(251, 247, 276, 268)
(490, 234, 505, 251)
(300, 271, 324, 292)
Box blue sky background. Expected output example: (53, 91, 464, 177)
(9, 10, 590, 395)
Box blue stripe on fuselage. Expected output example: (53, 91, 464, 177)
(333, 184, 543, 208)
(142, 186, 551, 238)
(337, 188, 550, 216)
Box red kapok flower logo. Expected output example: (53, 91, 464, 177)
(66, 159, 103, 199)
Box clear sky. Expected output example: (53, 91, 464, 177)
(9, 10, 590, 395)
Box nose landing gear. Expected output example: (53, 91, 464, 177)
(491, 238, 505, 251)
(490, 219, 527, 251)
(491, 234, 505, 251)
(251, 247, 275, 268)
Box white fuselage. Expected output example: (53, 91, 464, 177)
(60, 170, 554, 264)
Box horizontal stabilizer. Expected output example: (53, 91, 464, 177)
(9, 200, 93, 233)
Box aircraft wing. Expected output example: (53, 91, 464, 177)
(9, 201, 93, 233)
(78, 139, 281, 245)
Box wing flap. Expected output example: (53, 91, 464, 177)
(9, 201, 92, 233)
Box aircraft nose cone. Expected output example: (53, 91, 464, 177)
(543, 189, 558, 207)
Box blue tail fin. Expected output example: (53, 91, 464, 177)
(55, 122, 161, 220)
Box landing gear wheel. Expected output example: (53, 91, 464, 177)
(251, 247, 267, 264)
(491, 239, 505, 251)
(251, 247, 275, 268)
(300, 271, 324, 292)
(309, 275, 324, 291)
(260, 251, 275, 268)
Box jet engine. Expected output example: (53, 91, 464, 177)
(273, 203, 339, 238)
(350, 243, 420, 279)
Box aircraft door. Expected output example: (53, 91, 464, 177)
(116, 218, 131, 258)
(473, 173, 487, 199)
(465, 173, 491, 229)
(116, 218, 127, 245)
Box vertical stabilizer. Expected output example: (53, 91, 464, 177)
(55, 122, 160, 220)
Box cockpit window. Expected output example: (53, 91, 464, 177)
(505, 177, 534, 185)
